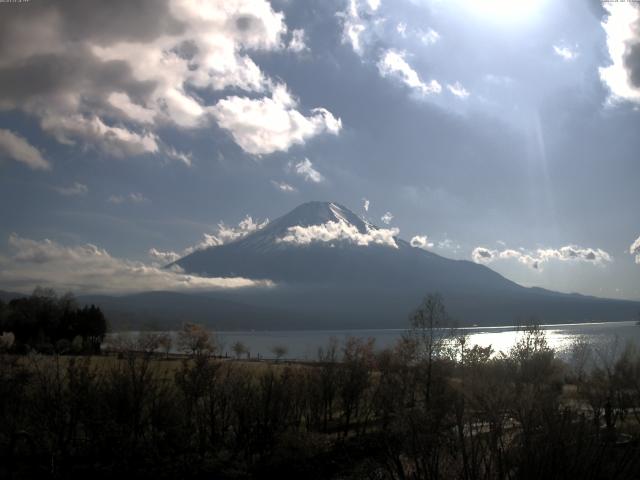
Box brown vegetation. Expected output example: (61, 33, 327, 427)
(2, 294, 640, 479)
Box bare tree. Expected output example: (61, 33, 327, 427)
(157, 333, 173, 359)
(271, 345, 288, 362)
(136, 332, 162, 358)
(177, 322, 215, 357)
(317, 336, 339, 432)
(408, 292, 452, 402)
(232, 341, 248, 359)
(592, 336, 623, 439)
(568, 336, 592, 384)
(338, 337, 375, 436)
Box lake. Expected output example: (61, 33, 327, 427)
(109, 320, 640, 361)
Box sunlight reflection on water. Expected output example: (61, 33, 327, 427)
(109, 321, 640, 360)
(215, 321, 640, 360)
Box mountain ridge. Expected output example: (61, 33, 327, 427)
(5, 202, 637, 330)
(171, 201, 640, 327)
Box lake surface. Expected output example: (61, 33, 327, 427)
(109, 321, 640, 361)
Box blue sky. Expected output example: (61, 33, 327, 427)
(0, 0, 639, 299)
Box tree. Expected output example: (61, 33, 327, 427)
(509, 320, 557, 385)
(78, 305, 107, 353)
(135, 332, 163, 358)
(316, 337, 340, 432)
(177, 322, 214, 357)
(409, 293, 451, 356)
(157, 333, 173, 359)
(338, 336, 375, 436)
(0, 331, 14, 352)
(568, 336, 592, 384)
(271, 345, 288, 362)
(408, 292, 453, 402)
(232, 340, 248, 359)
(3, 289, 107, 353)
(0, 298, 7, 331)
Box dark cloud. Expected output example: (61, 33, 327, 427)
(0, 51, 156, 108)
(0, 0, 340, 159)
(625, 41, 640, 88)
(0, 0, 169, 113)
(622, 6, 640, 88)
(0, 0, 183, 48)
(64, 0, 183, 44)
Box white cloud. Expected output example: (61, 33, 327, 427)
(436, 238, 462, 253)
(390, 22, 440, 45)
(215, 216, 269, 244)
(472, 247, 540, 269)
(363, 198, 370, 212)
(338, 0, 385, 54)
(378, 50, 441, 95)
(447, 81, 470, 99)
(130, 193, 148, 203)
(148, 248, 181, 265)
(410, 235, 434, 250)
(381, 211, 394, 224)
(189, 233, 224, 251)
(288, 29, 308, 52)
(108, 92, 157, 124)
(537, 246, 612, 264)
(294, 158, 324, 183)
(279, 220, 399, 248)
(472, 247, 496, 263)
(271, 180, 296, 192)
(343, 20, 366, 55)
(211, 85, 341, 155)
(165, 146, 193, 166)
(1, 234, 271, 295)
(149, 215, 269, 265)
(472, 244, 613, 270)
(41, 114, 159, 158)
(420, 28, 440, 45)
(631, 235, 640, 264)
(54, 182, 88, 196)
(92, 0, 287, 98)
(367, 0, 381, 11)
(340, 0, 367, 55)
(599, 4, 640, 104)
(553, 44, 578, 61)
(108, 192, 149, 204)
(0, 129, 51, 170)
(0, 0, 340, 160)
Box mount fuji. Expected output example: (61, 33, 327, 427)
(158, 201, 640, 329)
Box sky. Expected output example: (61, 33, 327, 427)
(0, 0, 639, 299)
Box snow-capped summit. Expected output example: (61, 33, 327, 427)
(167, 201, 640, 327)
(215, 201, 399, 252)
(174, 201, 492, 286)
(267, 201, 370, 232)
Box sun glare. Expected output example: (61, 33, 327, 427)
(463, 0, 545, 25)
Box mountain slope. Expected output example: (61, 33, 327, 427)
(172, 201, 640, 327)
(77, 291, 300, 331)
(176, 201, 518, 290)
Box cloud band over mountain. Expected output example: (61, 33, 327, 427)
(1, 234, 271, 295)
(472, 245, 613, 270)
